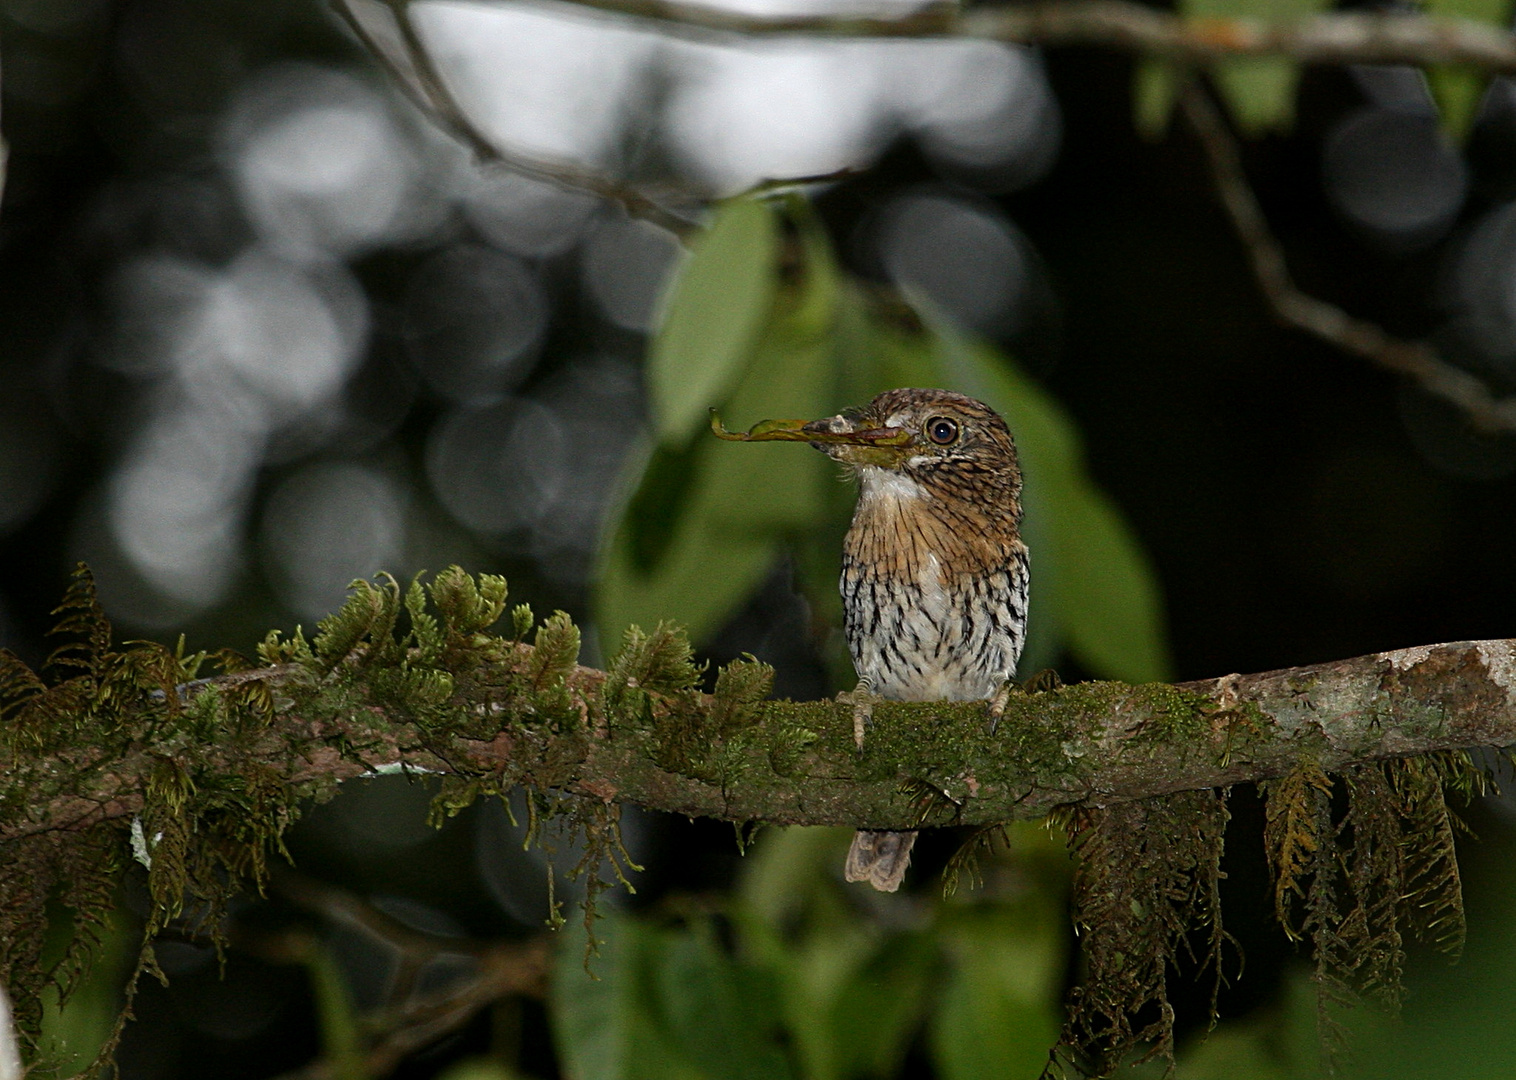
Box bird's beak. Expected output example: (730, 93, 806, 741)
(710, 409, 912, 466)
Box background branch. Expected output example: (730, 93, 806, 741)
(248, 872, 549, 1080)
(330, 0, 705, 237)
(1180, 81, 1516, 434)
(333, 0, 1516, 436)
(500, 0, 1516, 70)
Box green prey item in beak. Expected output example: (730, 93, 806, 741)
(709, 409, 912, 447)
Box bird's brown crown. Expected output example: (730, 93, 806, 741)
(831, 388, 1021, 504)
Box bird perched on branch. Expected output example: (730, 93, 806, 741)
(713, 388, 1028, 891)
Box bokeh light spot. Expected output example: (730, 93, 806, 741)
(425, 396, 567, 539)
(260, 461, 409, 623)
(403, 243, 548, 406)
(414, 0, 658, 166)
(227, 64, 432, 260)
(666, 42, 888, 194)
(1322, 106, 1467, 250)
(582, 215, 685, 332)
(874, 191, 1030, 337)
(463, 170, 599, 258)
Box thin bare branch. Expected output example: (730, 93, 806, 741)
(330, 0, 704, 237)
(1179, 81, 1516, 433)
(470, 0, 1516, 72)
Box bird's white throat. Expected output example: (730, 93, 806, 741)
(857, 467, 929, 508)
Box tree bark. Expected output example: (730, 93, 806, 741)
(6, 637, 1515, 845)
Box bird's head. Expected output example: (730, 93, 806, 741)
(712, 387, 1020, 502)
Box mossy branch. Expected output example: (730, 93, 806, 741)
(3, 568, 1513, 1073)
(5, 588, 1516, 845)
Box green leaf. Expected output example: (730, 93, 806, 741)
(434, 1060, 520, 1080)
(1134, 56, 1181, 140)
(37, 904, 137, 1077)
(1422, 0, 1511, 23)
(1420, 1, 1509, 143)
(1052, 483, 1172, 682)
(649, 197, 781, 445)
(1180, 0, 1333, 22)
(1179, 0, 1332, 134)
(1427, 66, 1488, 142)
(595, 205, 837, 653)
(929, 903, 1066, 1080)
(733, 827, 935, 1080)
(550, 912, 641, 1080)
(933, 323, 1172, 682)
(655, 926, 794, 1080)
(821, 933, 937, 1078)
(305, 945, 366, 1080)
(550, 912, 706, 1080)
(1213, 57, 1299, 135)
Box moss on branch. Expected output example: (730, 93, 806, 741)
(3, 567, 1514, 1075)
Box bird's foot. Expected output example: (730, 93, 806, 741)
(838, 678, 882, 750)
(986, 679, 1013, 735)
(1021, 668, 1064, 694)
(985, 669, 1063, 734)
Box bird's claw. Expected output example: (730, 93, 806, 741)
(985, 669, 1063, 734)
(1021, 668, 1064, 694)
(986, 679, 1013, 735)
(839, 679, 881, 750)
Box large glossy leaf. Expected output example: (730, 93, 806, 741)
(648, 197, 780, 445)
(734, 826, 936, 1080)
(1134, 56, 1181, 140)
(1426, 65, 1489, 142)
(935, 326, 1172, 683)
(595, 442, 778, 660)
(1213, 57, 1300, 135)
(1051, 481, 1172, 682)
(38, 907, 146, 1077)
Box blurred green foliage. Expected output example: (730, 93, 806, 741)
(1423, 0, 1512, 138)
(550, 824, 1069, 1080)
(36, 902, 137, 1077)
(1133, 0, 1512, 139)
(595, 195, 1172, 685)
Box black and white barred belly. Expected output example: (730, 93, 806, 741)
(840, 548, 1029, 703)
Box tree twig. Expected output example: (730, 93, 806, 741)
(239, 872, 549, 1080)
(459, 0, 1516, 71)
(329, 0, 704, 237)
(1179, 80, 1516, 433)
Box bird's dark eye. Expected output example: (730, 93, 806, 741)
(926, 417, 959, 445)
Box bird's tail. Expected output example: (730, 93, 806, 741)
(844, 829, 919, 892)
